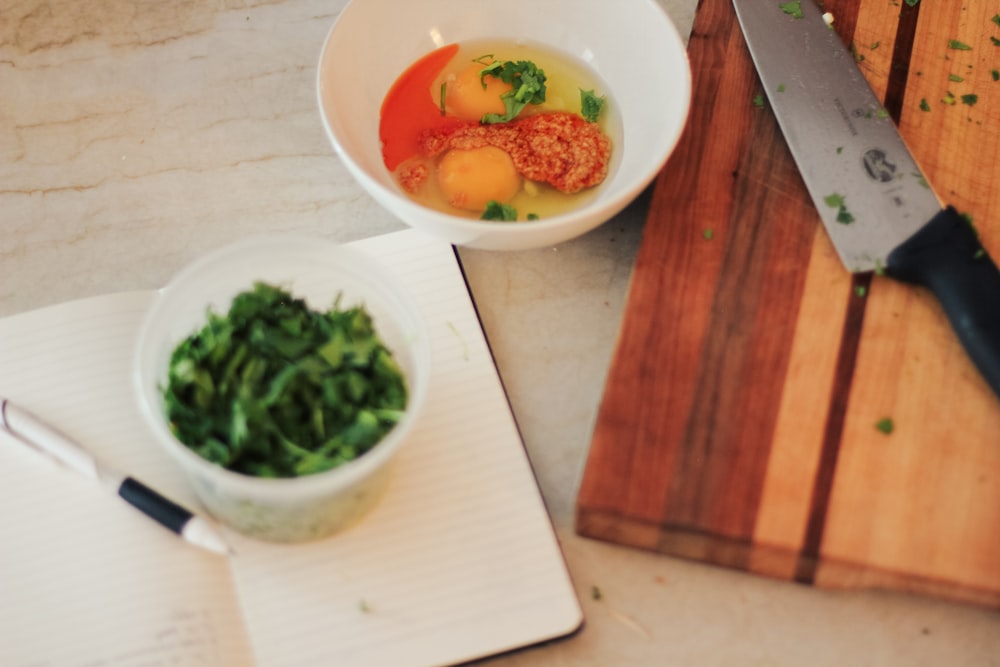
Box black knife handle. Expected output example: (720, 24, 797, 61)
(886, 206, 1000, 398)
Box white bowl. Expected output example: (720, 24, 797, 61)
(133, 235, 431, 542)
(316, 0, 691, 250)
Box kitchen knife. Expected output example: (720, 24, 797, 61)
(732, 0, 1000, 399)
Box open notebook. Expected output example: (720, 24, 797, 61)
(0, 229, 582, 667)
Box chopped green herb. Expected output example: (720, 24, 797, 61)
(871, 41, 881, 50)
(904, 0, 919, 6)
(527, 213, 540, 221)
(824, 193, 855, 224)
(580, 89, 606, 123)
(992, 36, 1000, 47)
(948, 74, 965, 83)
(777, 83, 786, 93)
(992, 69, 1000, 81)
(752, 93, 765, 107)
(948, 39, 972, 51)
(855, 285, 868, 298)
(961, 93, 979, 106)
(703, 228, 714, 240)
(942, 92, 957, 105)
(439, 82, 447, 116)
(479, 59, 547, 124)
(779, 1, 804, 19)
(875, 108, 890, 119)
(992, 14, 1000, 28)
(163, 282, 408, 478)
(875, 417, 894, 435)
(836, 146, 844, 154)
(919, 98, 931, 112)
(481, 200, 518, 221)
(591, 585, 603, 601)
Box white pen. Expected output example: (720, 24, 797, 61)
(0, 397, 232, 556)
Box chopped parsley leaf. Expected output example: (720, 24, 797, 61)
(752, 93, 765, 107)
(948, 74, 964, 83)
(919, 98, 931, 112)
(904, 0, 920, 6)
(948, 39, 972, 51)
(992, 69, 1000, 81)
(961, 93, 978, 106)
(580, 89, 606, 123)
(479, 59, 547, 124)
(993, 14, 1000, 28)
(779, 1, 804, 19)
(481, 200, 518, 221)
(875, 417, 894, 435)
(824, 193, 855, 224)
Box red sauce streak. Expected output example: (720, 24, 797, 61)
(379, 43, 469, 171)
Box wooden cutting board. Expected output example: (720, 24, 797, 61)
(576, 0, 1000, 609)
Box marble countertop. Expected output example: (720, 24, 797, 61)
(2, 1, 998, 664)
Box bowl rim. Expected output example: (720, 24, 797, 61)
(132, 233, 432, 498)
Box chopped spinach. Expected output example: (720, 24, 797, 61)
(163, 282, 408, 478)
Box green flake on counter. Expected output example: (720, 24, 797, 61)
(875, 417, 894, 435)
(948, 39, 972, 51)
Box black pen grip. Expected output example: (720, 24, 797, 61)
(118, 477, 192, 534)
(886, 206, 1000, 398)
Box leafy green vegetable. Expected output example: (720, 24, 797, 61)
(481, 200, 518, 221)
(478, 58, 547, 124)
(163, 282, 408, 478)
(779, 1, 803, 19)
(580, 89, 606, 123)
(824, 193, 855, 224)
(875, 417, 894, 435)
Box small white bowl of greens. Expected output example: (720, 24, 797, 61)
(134, 235, 430, 543)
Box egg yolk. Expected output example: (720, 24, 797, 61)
(443, 62, 512, 121)
(437, 146, 521, 212)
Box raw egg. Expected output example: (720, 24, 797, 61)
(443, 61, 512, 122)
(437, 146, 520, 212)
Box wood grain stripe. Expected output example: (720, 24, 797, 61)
(794, 0, 922, 584)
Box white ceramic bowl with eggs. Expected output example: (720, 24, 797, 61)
(316, 0, 692, 251)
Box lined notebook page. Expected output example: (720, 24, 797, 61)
(0, 229, 581, 667)
(229, 230, 582, 666)
(0, 292, 257, 667)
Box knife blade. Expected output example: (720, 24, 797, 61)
(733, 0, 1000, 398)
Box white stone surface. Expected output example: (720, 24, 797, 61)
(2, 1, 998, 664)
